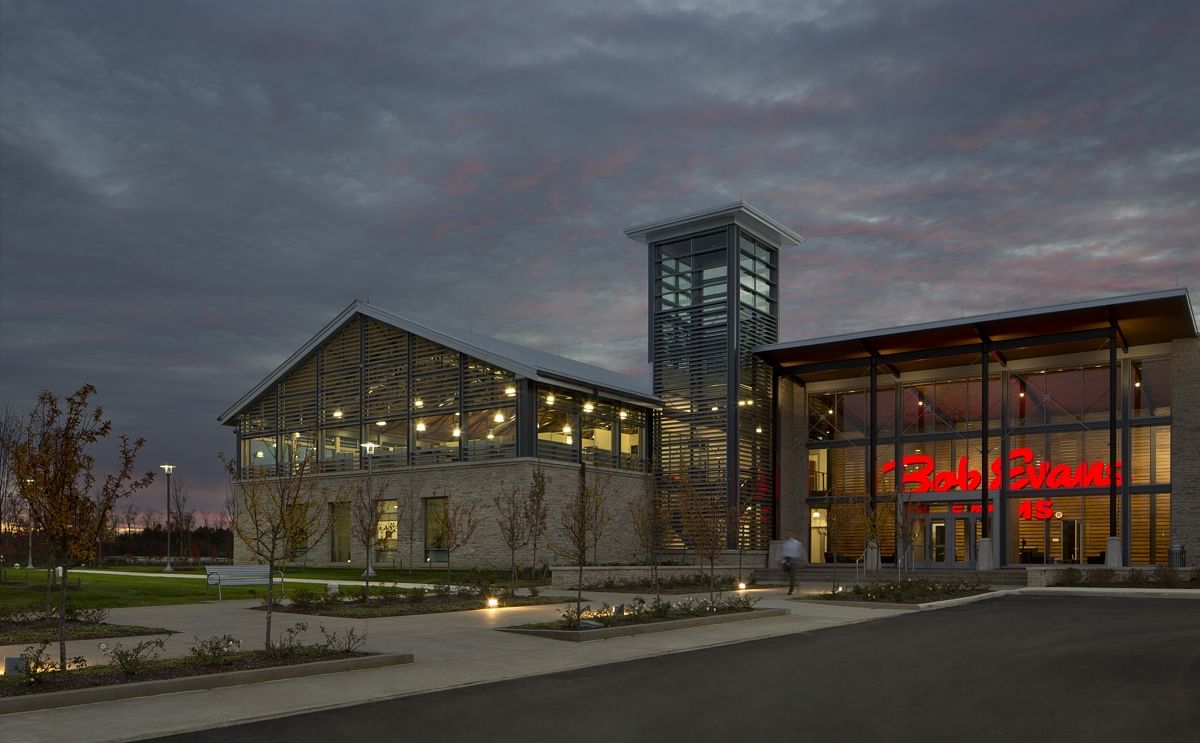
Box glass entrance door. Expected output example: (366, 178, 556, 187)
(921, 514, 977, 567)
(930, 519, 947, 563)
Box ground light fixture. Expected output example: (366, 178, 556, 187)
(738, 581, 748, 590)
(159, 464, 175, 572)
(486, 597, 500, 608)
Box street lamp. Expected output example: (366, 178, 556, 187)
(160, 464, 175, 572)
(360, 442, 378, 579)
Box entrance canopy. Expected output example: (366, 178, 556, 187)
(755, 289, 1195, 383)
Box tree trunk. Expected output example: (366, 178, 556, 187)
(265, 559, 275, 651)
(509, 551, 517, 598)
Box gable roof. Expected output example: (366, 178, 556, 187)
(218, 301, 657, 425)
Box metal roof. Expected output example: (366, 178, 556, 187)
(218, 301, 658, 425)
(623, 201, 803, 247)
(757, 288, 1196, 383)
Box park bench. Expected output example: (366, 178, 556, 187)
(204, 564, 284, 601)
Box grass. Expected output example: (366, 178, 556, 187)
(0, 573, 267, 611)
(81, 565, 526, 584)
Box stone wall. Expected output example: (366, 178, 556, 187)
(550, 564, 752, 590)
(1171, 338, 1199, 567)
(777, 376, 807, 541)
(232, 458, 649, 570)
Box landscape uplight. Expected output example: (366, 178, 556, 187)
(486, 597, 500, 609)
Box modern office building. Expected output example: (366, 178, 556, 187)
(220, 203, 1198, 569)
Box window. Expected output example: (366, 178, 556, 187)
(424, 497, 448, 564)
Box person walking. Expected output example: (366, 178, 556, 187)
(782, 537, 803, 595)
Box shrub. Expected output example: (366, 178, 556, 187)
(270, 622, 310, 658)
(290, 588, 321, 610)
(409, 587, 426, 603)
(17, 641, 56, 683)
(1089, 568, 1115, 586)
(318, 625, 366, 654)
(188, 634, 242, 668)
(101, 637, 166, 675)
(1152, 566, 1181, 587)
(1056, 568, 1083, 587)
(1126, 569, 1150, 587)
(76, 607, 110, 624)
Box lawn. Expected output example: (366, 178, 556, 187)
(78, 565, 529, 585)
(0, 572, 267, 611)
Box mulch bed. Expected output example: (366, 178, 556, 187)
(0, 620, 174, 645)
(0, 650, 359, 697)
(271, 594, 572, 619)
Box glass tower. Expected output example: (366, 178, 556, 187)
(625, 203, 802, 549)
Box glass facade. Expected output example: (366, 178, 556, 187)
(651, 226, 777, 550)
(806, 357, 1172, 566)
(233, 314, 651, 476)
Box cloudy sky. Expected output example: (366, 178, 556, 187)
(2, 0, 1197, 516)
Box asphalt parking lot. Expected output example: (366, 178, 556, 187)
(153, 595, 1200, 743)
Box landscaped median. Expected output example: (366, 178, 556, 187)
(0, 623, 413, 714)
(794, 578, 996, 610)
(500, 595, 787, 642)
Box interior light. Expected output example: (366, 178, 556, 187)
(292, 432, 301, 438)
(505, 386, 516, 397)
(546, 393, 556, 406)
(452, 427, 461, 438)
(619, 410, 628, 420)
(1134, 381, 1141, 388)
(494, 412, 505, 423)
(562, 424, 572, 434)
(487, 431, 495, 440)
(746, 400, 753, 406)
(918, 400, 924, 406)
(376, 420, 387, 427)
(255, 451, 264, 459)
(566, 436, 572, 445)
(414, 399, 424, 408)
(828, 409, 834, 415)
(711, 405, 719, 411)
(755, 426, 763, 433)
(1019, 391, 1025, 398)
(416, 421, 427, 432)
(583, 402, 594, 413)
(332, 409, 344, 419)
(737, 400, 746, 407)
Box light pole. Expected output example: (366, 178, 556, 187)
(160, 464, 175, 572)
(360, 442, 378, 579)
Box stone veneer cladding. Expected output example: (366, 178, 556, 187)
(1170, 337, 1199, 565)
(232, 459, 648, 570)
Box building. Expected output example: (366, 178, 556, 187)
(219, 203, 1198, 570)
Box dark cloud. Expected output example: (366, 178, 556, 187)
(2, 0, 1198, 513)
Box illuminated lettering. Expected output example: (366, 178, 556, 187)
(882, 448, 1122, 493)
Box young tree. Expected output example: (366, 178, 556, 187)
(396, 476, 420, 569)
(523, 467, 547, 586)
(0, 404, 19, 583)
(494, 482, 530, 597)
(6, 385, 154, 671)
(548, 463, 612, 625)
(349, 473, 392, 597)
(220, 450, 333, 651)
(432, 494, 479, 586)
(628, 463, 671, 602)
(677, 478, 727, 602)
(170, 477, 194, 563)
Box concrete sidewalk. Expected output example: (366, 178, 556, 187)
(1, 583, 904, 743)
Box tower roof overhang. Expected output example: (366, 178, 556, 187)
(624, 201, 803, 247)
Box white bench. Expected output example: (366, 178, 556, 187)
(204, 565, 284, 601)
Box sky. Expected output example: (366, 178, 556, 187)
(1, 0, 1198, 518)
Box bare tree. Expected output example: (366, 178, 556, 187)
(349, 474, 392, 597)
(432, 494, 479, 587)
(678, 478, 727, 602)
(121, 502, 140, 539)
(170, 477, 193, 563)
(494, 482, 529, 597)
(523, 467, 547, 586)
(220, 450, 334, 651)
(548, 463, 612, 624)
(628, 462, 671, 602)
(0, 404, 20, 583)
(7, 385, 154, 671)
(396, 477, 420, 570)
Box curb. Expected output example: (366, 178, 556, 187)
(1015, 586, 1200, 599)
(0, 652, 414, 715)
(497, 608, 790, 642)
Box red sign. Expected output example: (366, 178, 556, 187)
(1018, 499, 1056, 520)
(881, 447, 1122, 493)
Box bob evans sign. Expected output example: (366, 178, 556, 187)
(881, 447, 1122, 493)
